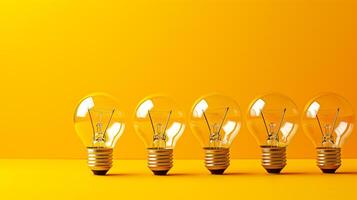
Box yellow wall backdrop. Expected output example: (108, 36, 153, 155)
(0, 0, 356, 159)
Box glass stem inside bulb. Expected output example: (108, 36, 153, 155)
(88, 109, 115, 147)
(153, 123, 167, 148)
(261, 108, 286, 147)
(316, 108, 340, 147)
(267, 123, 279, 146)
(94, 121, 105, 147)
(209, 123, 222, 148)
(322, 124, 335, 147)
(203, 107, 229, 148)
(148, 110, 172, 149)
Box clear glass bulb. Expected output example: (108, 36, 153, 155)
(247, 93, 299, 147)
(133, 95, 185, 175)
(74, 93, 125, 148)
(189, 94, 242, 148)
(189, 94, 241, 174)
(302, 93, 354, 148)
(246, 93, 299, 173)
(302, 93, 354, 173)
(133, 96, 185, 149)
(73, 93, 125, 175)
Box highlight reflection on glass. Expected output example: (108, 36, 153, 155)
(73, 93, 125, 175)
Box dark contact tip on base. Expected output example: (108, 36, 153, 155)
(209, 169, 226, 175)
(266, 168, 283, 174)
(321, 169, 337, 174)
(92, 170, 109, 175)
(153, 170, 169, 176)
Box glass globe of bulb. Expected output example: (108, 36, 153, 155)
(133, 95, 185, 175)
(302, 93, 354, 173)
(246, 93, 299, 173)
(73, 93, 125, 175)
(189, 94, 242, 174)
(247, 93, 299, 147)
(190, 94, 241, 148)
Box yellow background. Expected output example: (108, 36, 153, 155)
(0, 0, 356, 159)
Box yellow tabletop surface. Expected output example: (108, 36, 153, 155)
(1, 159, 356, 199)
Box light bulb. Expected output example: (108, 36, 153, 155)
(73, 93, 125, 175)
(302, 93, 354, 173)
(133, 95, 185, 175)
(189, 94, 242, 174)
(247, 93, 299, 173)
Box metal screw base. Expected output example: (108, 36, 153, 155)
(147, 148, 173, 176)
(317, 147, 341, 173)
(261, 145, 286, 174)
(204, 147, 230, 175)
(87, 147, 113, 176)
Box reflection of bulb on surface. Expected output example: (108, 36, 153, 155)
(134, 95, 185, 175)
(302, 93, 354, 173)
(74, 93, 125, 175)
(189, 94, 241, 174)
(247, 93, 299, 173)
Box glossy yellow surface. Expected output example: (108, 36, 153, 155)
(0, 0, 357, 159)
(1, 159, 356, 199)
